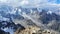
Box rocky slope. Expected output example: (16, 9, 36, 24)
(14, 26, 60, 34)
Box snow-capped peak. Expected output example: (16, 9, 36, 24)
(47, 10, 52, 14)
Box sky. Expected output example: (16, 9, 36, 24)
(0, 0, 60, 7)
(48, 0, 60, 4)
(0, 0, 59, 4)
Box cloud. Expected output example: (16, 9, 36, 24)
(0, 0, 60, 8)
(0, 0, 8, 3)
(20, 0, 29, 5)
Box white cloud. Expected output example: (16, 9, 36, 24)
(0, 0, 60, 8)
(20, 0, 29, 5)
(0, 0, 8, 2)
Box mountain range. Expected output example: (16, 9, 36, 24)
(0, 5, 60, 34)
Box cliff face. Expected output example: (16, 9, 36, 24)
(14, 26, 60, 34)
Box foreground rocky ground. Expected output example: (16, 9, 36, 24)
(14, 26, 60, 34)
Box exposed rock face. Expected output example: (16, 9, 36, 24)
(14, 26, 40, 34)
(14, 26, 60, 34)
